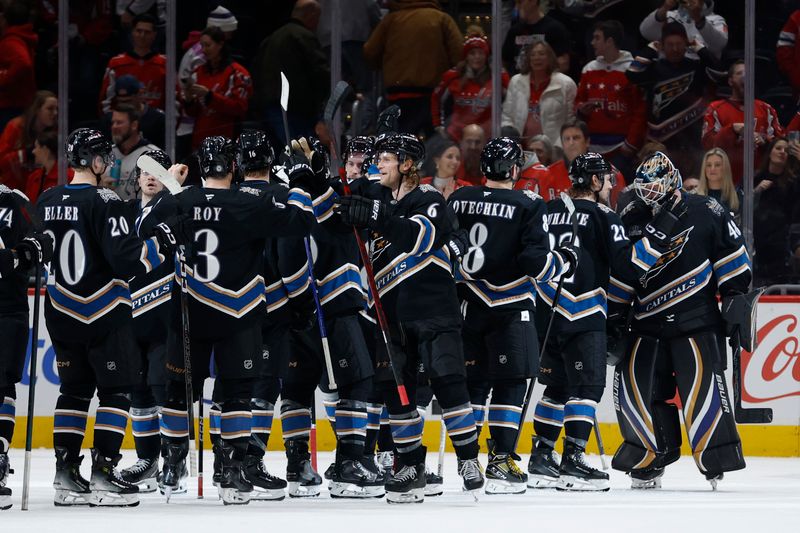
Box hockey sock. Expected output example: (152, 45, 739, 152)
(53, 395, 90, 460)
(564, 398, 597, 449)
(209, 402, 221, 445)
(364, 403, 382, 455)
(160, 399, 189, 445)
(377, 406, 393, 452)
(130, 406, 160, 459)
(389, 409, 424, 465)
(335, 399, 368, 459)
(487, 380, 526, 454)
(433, 376, 478, 459)
(322, 390, 338, 436)
(0, 395, 15, 453)
(94, 393, 131, 457)
(533, 396, 565, 450)
(280, 400, 311, 442)
(220, 399, 252, 450)
(468, 380, 490, 437)
(247, 399, 274, 457)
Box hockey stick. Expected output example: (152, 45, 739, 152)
(513, 192, 578, 454)
(323, 81, 410, 406)
(436, 402, 446, 479)
(279, 72, 338, 390)
(732, 329, 772, 424)
(136, 155, 183, 195)
(592, 415, 609, 470)
(197, 394, 204, 498)
(21, 258, 43, 511)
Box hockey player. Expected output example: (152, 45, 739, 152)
(343, 136, 375, 182)
(157, 136, 317, 505)
(334, 133, 485, 503)
(38, 128, 181, 507)
(116, 150, 177, 493)
(528, 152, 685, 491)
(611, 152, 751, 490)
(0, 186, 53, 510)
(448, 137, 578, 495)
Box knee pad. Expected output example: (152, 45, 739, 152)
(252, 377, 281, 404)
(542, 385, 569, 405)
(430, 374, 470, 410)
(338, 377, 371, 403)
(97, 390, 131, 407)
(59, 383, 95, 400)
(217, 378, 256, 402)
(281, 380, 317, 406)
(0, 385, 15, 400)
(575, 385, 604, 404)
(489, 379, 527, 405)
(131, 387, 156, 409)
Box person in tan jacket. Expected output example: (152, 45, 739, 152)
(364, 0, 462, 137)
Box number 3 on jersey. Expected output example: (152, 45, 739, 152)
(193, 228, 220, 282)
(462, 222, 489, 275)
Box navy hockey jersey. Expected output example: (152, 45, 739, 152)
(0, 185, 30, 313)
(37, 184, 168, 341)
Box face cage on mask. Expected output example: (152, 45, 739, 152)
(633, 180, 669, 206)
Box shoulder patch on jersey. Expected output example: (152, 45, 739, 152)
(521, 189, 542, 202)
(417, 184, 439, 194)
(596, 202, 612, 214)
(238, 186, 262, 197)
(705, 197, 725, 217)
(97, 188, 121, 203)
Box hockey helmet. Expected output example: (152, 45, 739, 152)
(569, 152, 614, 188)
(480, 137, 523, 181)
(236, 129, 274, 173)
(374, 133, 425, 169)
(199, 136, 236, 178)
(633, 151, 683, 206)
(66, 128, 113, 169)
(343, 135, 375, 161)
(135, 149, 172, 179)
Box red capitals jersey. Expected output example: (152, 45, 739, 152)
(431, 68, 509, 142)
(575, 53, 646, 154)
(99, 51, 167, 114)
(184, 61, 253, 149)
(701, 98, 783, 185)
(777, 10, 800, 95)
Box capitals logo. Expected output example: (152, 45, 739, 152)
(369, 230, 391, 262)
(641, 226, 693, 288)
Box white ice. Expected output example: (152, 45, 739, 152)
(1, 450, 798, 532)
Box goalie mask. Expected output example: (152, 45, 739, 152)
(632, 151, 682, 206)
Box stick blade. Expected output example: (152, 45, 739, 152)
(560, 191, 576, 215)
(735, 405, 773, 424)
(324, 81, 353, 124)
(280, 72, 289, 111)
(137, 154, 182, 195)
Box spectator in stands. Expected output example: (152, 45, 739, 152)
(502, 0, 571, 75)
(431, 34, 509, 144)
(777, 9, 800, 100)
(99, 13, 166, 115)
(117, 0, 158, 29)
(683, 176, 700, 192)
(502, 41, 576, 149)
(753, 137, 800, 285)
(318, 0, 381, 93)
(702, 60, 783, 186)
(0, 0, 37, 131)
(696, 147, 742, 221)
(100, 75, 165, 149)
(576, 20, 646, 179)
(184, 26, 252, 150)
(626, 21, 714, 180)
(639, 0, 728, 60)
(0, 90, 57, 189)
(528, 133, 554, 166)
(363, 0, 462, 137)
(177, 5, 238, 160)
(254, 0, 328, 146)
(421, 138, 469, 199)
(456, 123, 486, 186)
(25, 130, 71, 203)
(101, 103, 159, 200)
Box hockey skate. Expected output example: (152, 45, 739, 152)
(218, 442, 253, 505)
(424, 469, 443, 497)
(159, 441, 188, 501)
(285, 439, 322, 497)
(242, 454, 286, 501)
(485, 440, 527, 495)
(329, 456, 385, 498)
(53, 447, 91, 506)
(457, 457, 485, 500)
(376, 450, 394, 478)
(385, 462, 426, 504)
(527, 439, 561, 489)
(89, 449, 140, 507)
(212, 442, 223, 488)
(630, 467, 664, 490)
(0, 453, 12, 510)
(557, 440, 609, 492)
(120, 457, 159, 493)
(706, 472, 723, 491)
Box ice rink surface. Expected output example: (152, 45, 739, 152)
(1, 450, 798, 532)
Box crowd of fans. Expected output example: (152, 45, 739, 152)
(1, 0, 800, 286)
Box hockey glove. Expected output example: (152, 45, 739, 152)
(15, 232, 54, 270)
(644, 193, 688, 248)
(555, 243, 579, 279)
(153, 214, 191, 255)
(288, 291, 316, 332)
(287, 145, 329, 198)
(446, 228, 469, 262)
(335, 195, 386, 230)
(620, 199, 652, 240)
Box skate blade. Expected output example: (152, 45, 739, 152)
(159, 479, 188, 498)
(135, 477, 158, 493)
(88, 491, 140, 507)
(54, 489, 91, 506)
(220, 488, 251, 505)
(288, 482, 321, 498)
(386, 487, 424, 504)
(631, 475, 662, 490)
(463, 488, 480, 502)
(527, 474, 559, 489)
(556, 475, 610, 492)
(1, 495, 11, 511)
(249, 488, 286, 501)
(423, 484, 443, 497)
(485, 479, 527, 495)
(329, 481, 386, 499)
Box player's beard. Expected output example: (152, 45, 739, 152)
(112, 130, 132, 146)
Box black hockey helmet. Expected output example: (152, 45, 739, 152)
(373, 133, 425, 169)
(198, 135, 236, 178)
(343, 135, 374, 161)
(236, 129, 273, 173)
(569, 152, 613, 189)
(307, 136, 330, 175)
(135, 149, 172, 179)
(480, 137, 523, 181)
(66, 128, 113, 169)
(633, 151, 683, 206)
